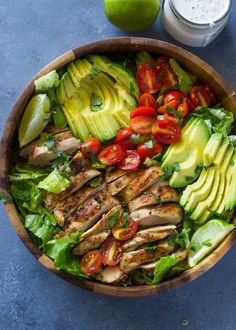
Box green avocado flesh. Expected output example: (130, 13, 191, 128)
(161, 118, 210, 188)
(180, 133, 236, 224)
(56, 55, 138, 141)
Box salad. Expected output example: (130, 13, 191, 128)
(6, 51, 236, 286)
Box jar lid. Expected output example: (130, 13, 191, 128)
(170, 0, 232, 27)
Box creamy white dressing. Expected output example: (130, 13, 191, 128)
(172, 0, 231, 24)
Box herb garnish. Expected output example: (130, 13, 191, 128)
(168, 228, 190, 250)
(108, 210, 120, 229)
(144, 140, 154, 149)
(119, 212, 129, 228)
(77, 204, 84, 210)
(90, 93, 103, 112)
(84, 147, 105, 169)
(173, 162, 180, 172)
(167, 107, 183, 118)
(89, 176, 103, 188)
(89, 66, 102, 79)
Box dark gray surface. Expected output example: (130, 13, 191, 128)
(0, 1, 236, 329)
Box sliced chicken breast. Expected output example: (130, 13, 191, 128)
(69, 151, 90, 174)
(100, 266, 125, 284)
(130, 203, 183, 227)
(108, 172, 137, 196)
(80, 205, 123, 240)
(140, 249, 188, 271)
(120, 166, 164, 203)
(105, 167, 127, 183)
(52, 183, 106, 227)
(66, 191, 120, 231)
(128, 184, 180, 212)
(123, 225, 176, 252)
(73, 229, 111, 255)
(120, 239, 174, 273)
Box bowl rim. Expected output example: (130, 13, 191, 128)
(1, 37, 236, 297)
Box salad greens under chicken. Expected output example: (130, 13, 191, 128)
(4, 51, 236, 286)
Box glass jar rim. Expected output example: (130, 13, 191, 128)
(169, 0, 232, 28)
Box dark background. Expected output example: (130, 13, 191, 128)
(0, 1, 236, 329)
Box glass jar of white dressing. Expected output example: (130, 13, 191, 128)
(161, 0, 232, 47)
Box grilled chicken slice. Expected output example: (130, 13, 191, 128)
(73, 229, 111, 255)
(120, 166, 164, 203)
(80, 205, 123, 240)
(57, 169, 101, 199)
(123, 225, 176, 252)
(100, 266, 125, 284)
(51, 183, 106, 227)
(28, 137, 80, 166)
(120, 239, 174, 273)
(69, 151, 90, 174)
(105, 167, 127, 183)
(140, 249, 188, 272)
(66, 191, 120, 231)
(108, 172, 138, 196)
(128, 184, 180, 212)
(19, 130, 73, 158)
(130, 203, 183, 227)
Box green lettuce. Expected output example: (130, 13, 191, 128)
(9, 162, 50, 182)
(146, 254, 178, 285)
(44, 231, 88, 277)
(38, 168, 71, 193)
(191, 106, 234, 136)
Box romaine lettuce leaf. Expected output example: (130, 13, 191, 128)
(151, 254, 177, 284)
(9, 162, 50, 181)
(38, 168, 71, 193)
(191, 106, 234, 136)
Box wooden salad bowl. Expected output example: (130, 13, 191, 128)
(1, 37, 236, 297)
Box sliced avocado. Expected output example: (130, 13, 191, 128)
(136, 51, 156, 67)
(199, 146, 234, 223)
(162, 118, 210, 188)
(184, 167, 215, 212)
(62, 97, 90, 141)
(55, 72, 76, 104)
(52, 104, 67, 129)
(203, 133, 223, 166)
(180, 168, 208, 207)
(88, 55, 139, 99)
(161, 118, 200, 168)
(169, 58, 193, 94)
(224, 151, 236, 211)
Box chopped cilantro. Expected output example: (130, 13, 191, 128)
(167, 107, 182, 118)
(194, 165, 202, 176)
(90, 93, 103, 112)
(173, 162, 180, 172)
(168, 228, 190, 250)
(77, 204, 84, 210)
(120, 211, 129, 228)
(84, 147, 105, 169)
(108, 210, 120, 229)
(145, 242, 159, 251)
(144, 140, 154, 149)
(89, 176, 103, 188)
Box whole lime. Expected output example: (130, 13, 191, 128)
(104, 0, 160, 32)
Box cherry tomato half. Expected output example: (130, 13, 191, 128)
(112, 218, 138, 241)
(152, 118, 182, 144)
(189, 85, 216, 107)
(114, 128, 133, 143)
(102, 237, 123, 266)
(98, 144, 126, 166)
(157, 100, 178, 114)
(155, 56, 178, 88)
(138, 93, 156, 109)
(177, 98, 188, 118)
(163, 90, 185, 104)
(117, 139, 135, 150)
(157, 98, 188, 118)
(130, 106, 156, 119)
(186, 97, 195, 112)
(117, 150, 141, 171)
(80, 250, 103, 276)
(136, 63, 161, 94)
(81, 137, 101, 158)
(130, 116, 155, 134)
(137, 141, 164, 160)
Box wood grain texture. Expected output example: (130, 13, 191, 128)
(1, 37, 236, 297)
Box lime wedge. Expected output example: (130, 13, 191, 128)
(188, 219, 235, 267)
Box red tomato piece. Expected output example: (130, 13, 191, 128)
(81, 137, 101, 158)
(186, 97, 196, 112)
(101, 237, 123, 266)
(114, 128, 133, 143)
(112, 218, 138, 241)
(137, 141, 164, 160)
(138, 93, 156, 109)
(152, 118, 182, 144)
(177, 98, 188, 118)
(98, 144, 126, 166)
(80, 250, 103, 276)
(155, 56, 178, 88)
(190, 85, 216, 107)
(163, 90, 185, 104)
(130, 106, 156, 119)
(117, 139, 135, 150)
(117, 150, 141, 171)
(157, 100, 178, 114)
(136, 63, 161, 94)
(130, 116, 155, 134)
